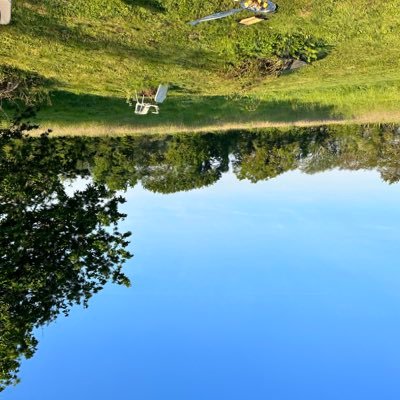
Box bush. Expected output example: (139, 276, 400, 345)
(227, 32, 331, 82)
(0, 66, 51, 110)
(272, 34, 331, 63)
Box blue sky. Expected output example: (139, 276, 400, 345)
(4, 169, 400, 399)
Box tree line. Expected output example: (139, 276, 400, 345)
(1, 122, 399, 390)
(29, 124, 400, 193)
(0, 123, 132, 390)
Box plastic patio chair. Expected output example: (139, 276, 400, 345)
(134, 84, 169, 115)
(0, 0, 12, 25)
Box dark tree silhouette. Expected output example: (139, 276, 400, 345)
(141, 133, 230, 194)
(0, 123, 132, 391)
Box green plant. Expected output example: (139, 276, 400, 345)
(272, 34, 331, 62)
(0, 66, 51, 111)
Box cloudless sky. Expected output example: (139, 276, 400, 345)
(4, 169, 400, 399)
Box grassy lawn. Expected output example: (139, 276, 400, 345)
(1, 0, 400, 132)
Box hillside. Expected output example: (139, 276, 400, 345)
(1, 0, 400, 132)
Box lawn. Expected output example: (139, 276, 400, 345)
(1, 0, 400, 133)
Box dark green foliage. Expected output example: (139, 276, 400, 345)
(272, 33, 331, 62)
(46, 125, 400, 192)
(0, 66, 51, 111)
(232, 125, 400, 183)
(230, 33, 330, 79)
(122, 0, 166, 12)
(233, 32, 330, 62)
(1, 123, 400, 391)
(0, 124, 132, 391)
(19, 125, 400, 194)
(141, 134, 230, 193)
(234, 31, 275, 60)
(86, 133, 232, 194)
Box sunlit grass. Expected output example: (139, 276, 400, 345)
(1, 0, 400, 129)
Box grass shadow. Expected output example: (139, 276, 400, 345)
(12, 4, 218, 72)
(121, 0, 166, 12)
(34, 90, 345, 131)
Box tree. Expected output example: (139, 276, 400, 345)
(232, 131, 302, 182)
(1, 120, 398, 391)
(0, 123, 132, 391)
(141, 133, 230, 193)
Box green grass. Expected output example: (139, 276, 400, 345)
(1, 0, 400, 132)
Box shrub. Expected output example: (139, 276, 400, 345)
(0, 66, 51, 110)
(272, 33, 331, 63)
(228, 32, 330, 82)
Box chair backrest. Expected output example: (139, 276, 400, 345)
(0, 0, 12, 25)
(154, 84, 169, 104)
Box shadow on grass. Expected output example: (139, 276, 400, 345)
(35, 90, 344, 129)
(121, 0, 166, 12)
(12, 4, 217, 71)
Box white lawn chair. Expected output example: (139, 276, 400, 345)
(0, 0, 12, 25)
(134, 94, 160, 115)
(134, 84, 169, 115)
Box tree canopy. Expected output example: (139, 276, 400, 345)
(1, 122, 399, 391)
(0, 123, 132, 391)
